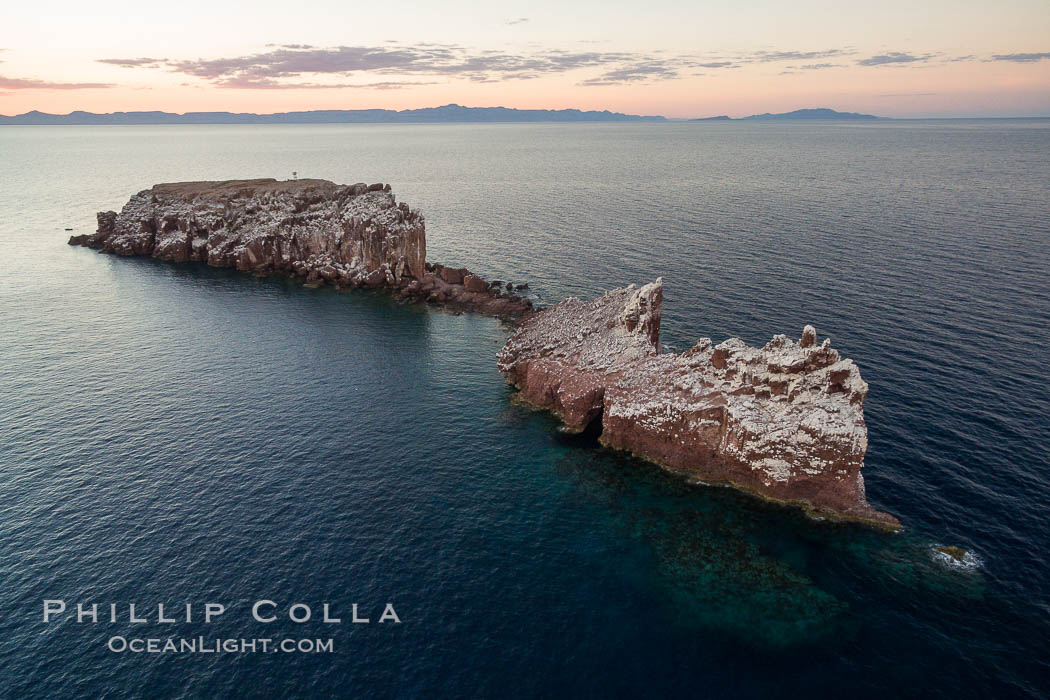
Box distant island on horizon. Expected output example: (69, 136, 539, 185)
(0, 104, 897, 125)
(692, 108, 884, 121)
(0, 104, 666, 125)
(3, 105, 1046, 125)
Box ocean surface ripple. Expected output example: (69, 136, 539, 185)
(0, 121, 1048, 698)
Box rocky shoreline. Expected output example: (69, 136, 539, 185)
(72, 178, 898, 529)
(69, 178, 532, 319)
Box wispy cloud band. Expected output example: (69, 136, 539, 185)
(991, 52, 1050, 63)
(0, 75, 113, 90)
(88, 44, 1050, 91)
(96, 43, 858, 88)
(857, 52, 937, 66)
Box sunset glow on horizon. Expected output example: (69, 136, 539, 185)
(2, 0, 1049, 118)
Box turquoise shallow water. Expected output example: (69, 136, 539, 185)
(0, 121, 1048, 698)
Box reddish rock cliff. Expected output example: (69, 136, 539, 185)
(498, 279, 899, 529)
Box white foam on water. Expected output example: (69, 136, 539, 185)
(931, 545, 984, 571)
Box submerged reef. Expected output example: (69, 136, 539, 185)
(69, 179, 531, 319)
(497, 279, 900, 529)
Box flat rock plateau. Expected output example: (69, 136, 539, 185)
(497, 279, 900, 529)
(69, 178, 532, 318)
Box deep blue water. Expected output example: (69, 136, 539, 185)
(1, 121, 1048, 698)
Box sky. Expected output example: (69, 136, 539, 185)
(1, 0, 1049, 118)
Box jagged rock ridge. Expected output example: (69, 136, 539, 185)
(497, 279, 899, 529)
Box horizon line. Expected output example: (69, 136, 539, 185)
(2, 104, 1049, 121)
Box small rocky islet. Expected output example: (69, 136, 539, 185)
(71, 178, 899, 529)
(69, 178, 533, 319)
(498, 279, 900, 529)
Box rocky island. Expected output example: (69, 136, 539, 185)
(497, 279, 900, 529)
(69, 178, 532, 318)
(72, 179, 898, 529)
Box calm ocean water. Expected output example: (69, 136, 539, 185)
(1, 121, 1048, 698)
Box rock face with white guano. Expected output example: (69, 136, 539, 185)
(71, 179, 424, 279)
(70, 179, 532, 319)
(497, 278, 899, 529)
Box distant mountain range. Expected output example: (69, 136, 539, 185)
(693, 108, 883, 121)
(0, 105, 890, 125)
(0, 104, 666, 125)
